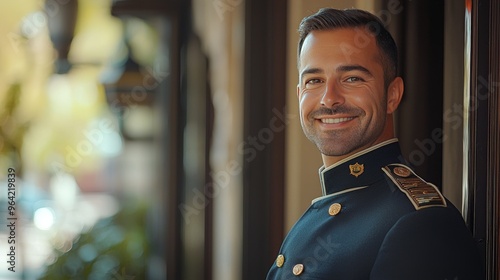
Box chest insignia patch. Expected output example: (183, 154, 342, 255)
(382, 163, 447, 210)
(349, 162, 364, 177)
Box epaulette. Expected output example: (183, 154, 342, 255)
(382, 163, 447, 210)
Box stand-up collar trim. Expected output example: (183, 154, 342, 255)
(319, 139, 402, 196)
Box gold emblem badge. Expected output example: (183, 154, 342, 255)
(349, 162, 364, 177)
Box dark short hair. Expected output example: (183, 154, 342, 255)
(298, 8, 398, 88)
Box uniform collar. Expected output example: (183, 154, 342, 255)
(319, 139, 403, 196)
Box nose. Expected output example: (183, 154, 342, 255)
(320, 82, 344, 108)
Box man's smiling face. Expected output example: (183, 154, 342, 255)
(297, 28, 401, 165)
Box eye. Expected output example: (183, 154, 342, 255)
(306, 78, 322, 85)
(345, 76, 364, 83)
(304, 78, 323, 89)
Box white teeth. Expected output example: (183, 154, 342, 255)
(321, 117, 353, 124)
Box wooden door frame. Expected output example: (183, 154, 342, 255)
(242, 0, 288, 279)
(466, 0, 500, 278)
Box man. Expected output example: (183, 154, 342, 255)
(266, 8, 483, 280)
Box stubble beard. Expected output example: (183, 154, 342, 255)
(301, 106, 386, 157)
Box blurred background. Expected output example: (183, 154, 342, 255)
(0, 0, 498, 279)
(0, 0, 164, 279)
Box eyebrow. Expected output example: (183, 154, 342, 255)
(299, 67, 323, 82)
(336, 65, 373, 77)
(300, 64, 373, 83)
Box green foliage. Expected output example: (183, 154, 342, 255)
(39, 200, 150, 280)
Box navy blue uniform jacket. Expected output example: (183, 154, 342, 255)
(267, 139, 482, 280)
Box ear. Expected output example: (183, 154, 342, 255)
(296, 84, 301, 99)
(386, 77, 404, 114)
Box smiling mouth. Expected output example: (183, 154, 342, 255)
(320, 117, 354, 124)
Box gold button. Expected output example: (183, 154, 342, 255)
(328, 203, 342, 216)
(276, 254, 285, 267)
(292, 264, 304, 275)
(393, 166, 411, 177)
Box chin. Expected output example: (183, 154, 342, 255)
(318, 146, 355, 157)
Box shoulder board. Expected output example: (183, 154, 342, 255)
(382, 163, 447, 210)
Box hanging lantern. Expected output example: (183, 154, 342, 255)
(45, 0, 78, 74)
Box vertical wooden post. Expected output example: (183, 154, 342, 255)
(242, 0, 288, 278)
(466, 0, 500, 278)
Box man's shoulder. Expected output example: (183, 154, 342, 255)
(381, 163, 447, 210)
(380, 163, 473, 248)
